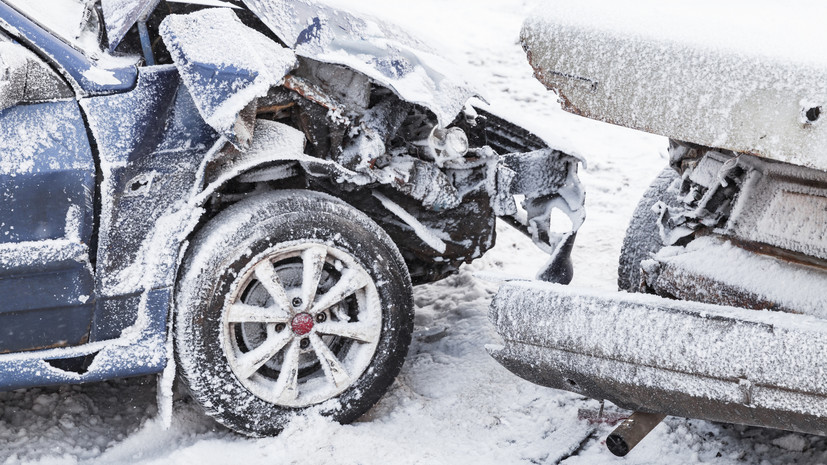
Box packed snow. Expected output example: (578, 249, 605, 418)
(3, 1, 827, 464)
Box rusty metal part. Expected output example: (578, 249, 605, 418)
(729, 237, 827, 272)
(606, 412, 666, 457)
(283, 74, 341, 111)
(488, 280, 827, 437)
(256, 102, 295, 115)
(522, 49, 585, 117)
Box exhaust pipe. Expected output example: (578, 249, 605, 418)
(606, 412, 666, 456)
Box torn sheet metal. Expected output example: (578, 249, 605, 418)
(496, 148, 585, 283)
(159, 8, 298, 149)
(101, 0, 476, 125)
(199, 118, 375, 203)
(241, 0, 477, 126)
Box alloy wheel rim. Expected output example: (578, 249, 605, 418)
(222, 242, 382, 407)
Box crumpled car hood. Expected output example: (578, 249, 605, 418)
(102, 0, 476, 126)
(241, 0, 475, 125)
(159, 8, 297, 148)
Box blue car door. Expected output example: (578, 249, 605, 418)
(0, 32, 96, 352)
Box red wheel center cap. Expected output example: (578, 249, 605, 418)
(291, 313, 314, 336)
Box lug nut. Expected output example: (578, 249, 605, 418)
(300, 338, 310, 349)
(292, 297, 303, 307)
(316, 313, 327, 323)
(275, 323, 286, 332)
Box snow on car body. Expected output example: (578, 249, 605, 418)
(490, 0, 827, 456)
(0, 0, 582, 435)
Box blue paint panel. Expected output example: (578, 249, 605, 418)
(92, 294, 140, 342)
(0, 100, 96, 353)
(0, 3, 137, 95)
(0, 101, 95, 244)
(0, 170, 93, 243)
(0, 262, 94, 352)
(0, 288, 170, 391)
(84, 66, 217, 341)
(0, 263, 93, 314)
(0, 304, 93, 353)
(83, 65, 182, 164)
(185, 61, 258, 116)
(157, 78, 221, 153)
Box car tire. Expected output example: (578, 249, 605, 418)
(174, 190, 414, 436)
(617, 167, 680, 292)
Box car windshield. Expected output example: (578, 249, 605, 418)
(4, 0, 104, 58)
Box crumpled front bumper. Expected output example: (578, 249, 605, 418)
(488, 281, 827, 435)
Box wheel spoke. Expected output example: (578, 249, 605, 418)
(234, 330, 292, 379)
(226, 303, 290, 324)
(309, 333, 350, 388)
(298, 245, 327, 312)
(314, 320, 378, 343)
(272, 339, 301, 402)
(309, 267, 370, 314)
(254, 261, 292, 311)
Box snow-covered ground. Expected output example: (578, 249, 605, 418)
(3, 1, 826, 464)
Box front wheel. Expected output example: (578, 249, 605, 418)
(175, 190, 414, 436)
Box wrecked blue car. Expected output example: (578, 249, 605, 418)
(0, 0, 583, 435)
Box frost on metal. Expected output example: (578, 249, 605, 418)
(644, 236, 827, 319)
(241, 0, 476, 126)
(159, 8, 298, 148)
(0, 41, 72, 112)
(522, 0, 827, 171)
(489, 281, 827, 435)
(0, 42, 28, 112)
(102, 0, 160, 52)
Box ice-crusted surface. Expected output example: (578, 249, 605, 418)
(242, 0, 476, 126)
(194, 119, 308, 204)
(721, 157, 827, 261)
(651, 236, 827, 318)
(491, 281, 827, 415)
(0, 240, 86, 271)
(0, 42, 28, 112)
(102, 0, 161, 52)
(0, 103, 92, 175)
(6, 0, 94, 52)
(522, 0, 827, 170)
(159, 8, 297, 148)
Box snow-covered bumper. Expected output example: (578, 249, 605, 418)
(521, 0, 827, 171)
(488, 281, 827, 436)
